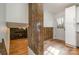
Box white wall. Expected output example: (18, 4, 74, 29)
(77, 6, 79, 23)
(6, 3, 28, 24)
(0, 4, 6, 42)
(5, 28, 10, 54)
(44, 8, 56, 27)
(76, 6, 79, 32)
(53, 11, 65, 41)
(53, 28, 65, 40)
(76, 6, 79, 47)
(0, 4, 10, 54)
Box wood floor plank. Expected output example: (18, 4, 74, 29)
(10, 39, 28, 55)
(44, 39, 79, 55)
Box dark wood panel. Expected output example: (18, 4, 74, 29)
(43, 27, 53, 40)
(10, 28, 27, 40)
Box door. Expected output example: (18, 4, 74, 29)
(65, 5, 76, 47)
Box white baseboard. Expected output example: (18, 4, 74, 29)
(65, 43, 77, 48)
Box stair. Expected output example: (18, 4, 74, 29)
(0, 39, 7, 55)
(0, 43, 2, 54)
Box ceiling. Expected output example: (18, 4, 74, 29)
(44, 3, 75, 14)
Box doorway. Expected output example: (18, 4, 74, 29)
(9, 28, 28, 55)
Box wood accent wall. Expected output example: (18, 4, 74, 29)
(43, 27, 53, 40)
(28, 3, 44, 55)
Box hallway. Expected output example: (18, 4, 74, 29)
(44, 39, 79, 55)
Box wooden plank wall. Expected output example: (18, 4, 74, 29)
(28, 3, 53, 54)
(43, 27, 53, 41)
(28, 3, 43, 55)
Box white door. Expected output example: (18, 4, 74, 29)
(65, 5, 76, 47)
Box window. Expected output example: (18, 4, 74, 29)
(57, 17, 64, 28)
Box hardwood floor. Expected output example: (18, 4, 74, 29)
(10, 38, 79, 55)
(44, 39, 79, 55)
(10, 39, 28, 55)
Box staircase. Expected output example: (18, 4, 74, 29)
(0, 43, 2, 55)
(0, 39, 7, 55)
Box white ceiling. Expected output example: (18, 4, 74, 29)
(44, 3, 74, 14)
